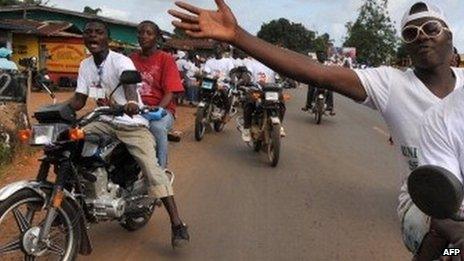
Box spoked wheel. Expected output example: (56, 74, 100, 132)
(195, 107, 206, 141)
(0, 189, 79, 261)
(267, 124, 281, 167)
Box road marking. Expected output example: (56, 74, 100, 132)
(373, 126, 389, 137)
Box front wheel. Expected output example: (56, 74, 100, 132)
(0, 189, 80, 261)
(267, 124, 281, 167)
(213, 121, 226, 132)
(195, 107, 206, 141)
(315, 100, 323, 125)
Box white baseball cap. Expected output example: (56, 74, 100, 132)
(401, 1, 451, 31)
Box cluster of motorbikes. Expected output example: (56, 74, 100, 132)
(193, 66, 290, 167)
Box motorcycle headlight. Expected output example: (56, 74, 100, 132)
(30, 124, 68, 146)
(265, 92, 279, 101)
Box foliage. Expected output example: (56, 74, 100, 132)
(83, 6, 102, 15)
(257, 18, 321, 54)
(343, 0, 398, 66)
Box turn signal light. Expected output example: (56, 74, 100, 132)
(69, 128, 85, 141)
(17, 129, 31, 143)
(283, 93, 291, 101)
(251, 92, 262, 101)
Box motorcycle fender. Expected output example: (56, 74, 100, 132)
(198, 101, 206, 108)
(0, 180, 93, 255)
(270, 116, 281, 125)
(0, 180, 48, 202)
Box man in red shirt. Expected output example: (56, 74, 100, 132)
(130, 20, 189, 247)
(130, 21, 184, 169)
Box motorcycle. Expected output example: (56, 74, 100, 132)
(194, 74, 235, 141)
(237, 83, 287, 167)
(308, 88, 334, 125)
(0, 71, 169, 260)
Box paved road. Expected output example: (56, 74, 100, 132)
(81, 87, 410, 260)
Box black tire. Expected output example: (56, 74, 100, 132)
(253, 140, 262, 152)
(0, 188, 80, 261)
(268, 124, 281, 167)
(315, 101, 323, 125)
(213, 121, 225, 132)
(120, 201, 156, 232)
(195, 107, 206, 141)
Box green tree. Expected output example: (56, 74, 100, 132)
(312, 33, 332, 53)
(257, 18, 316, 54)
(83, 6, 102, 15)
(173, 27, 188, 39)
(343, 0, 397, 66)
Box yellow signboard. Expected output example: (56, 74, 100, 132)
(45, 43, 85, 73)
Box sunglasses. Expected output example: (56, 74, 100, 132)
(401, 20, 451, 44)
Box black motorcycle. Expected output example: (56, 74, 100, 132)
(0, 71, 165, 260)
(238, 83, 286, 167)
(194, 75, 233, 141)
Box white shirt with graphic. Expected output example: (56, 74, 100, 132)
(76, 50, 147, 127)
(244, 58, 276, 84)
(204, 57, 235, 78)
(354, 66, 464, 221)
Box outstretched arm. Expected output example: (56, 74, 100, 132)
(169, 0, 367, 101)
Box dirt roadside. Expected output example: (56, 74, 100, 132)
(0, 91, 195, 186)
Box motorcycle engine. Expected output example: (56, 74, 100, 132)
(83, 167, 126, 220)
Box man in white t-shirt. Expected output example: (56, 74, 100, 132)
(417, 86, 464, 259)
(171, 0, 464, 255)
(68, 20, 189, 248)
(204, 48, 235, 78)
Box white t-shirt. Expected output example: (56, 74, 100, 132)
(419, 86, 464, 188)
(76, 50, 148, 127)
(354, 66, 464, 221)
(176, 58, 190, 73)
(245, 58, 276, 84)
(204, 57, 235, 78)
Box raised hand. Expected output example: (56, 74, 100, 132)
(169, 0, 238, 43)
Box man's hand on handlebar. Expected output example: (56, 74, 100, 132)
(415, 218, 464, 260)
(124, 101, 139, 117)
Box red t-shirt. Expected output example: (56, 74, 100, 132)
(130, 50, 184, 115)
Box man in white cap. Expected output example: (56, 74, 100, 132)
(170, 0, 464, 257)
(0, 47, 18, 70)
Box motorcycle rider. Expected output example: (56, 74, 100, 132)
(241, 56, 286, 142)
(130, 20, 185, 169)
(169, 0, 464, 257)
(68, 19, 189, 248)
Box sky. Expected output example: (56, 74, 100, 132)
(48, 0, 464, 51)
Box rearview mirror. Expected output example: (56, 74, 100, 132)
(408, 165, 464, 220)
(119, 70, 141, 85)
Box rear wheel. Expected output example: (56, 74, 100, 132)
(267, 124, 281, 167)
(195, 107, 206, 141)
(0, 189, 80, 261)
